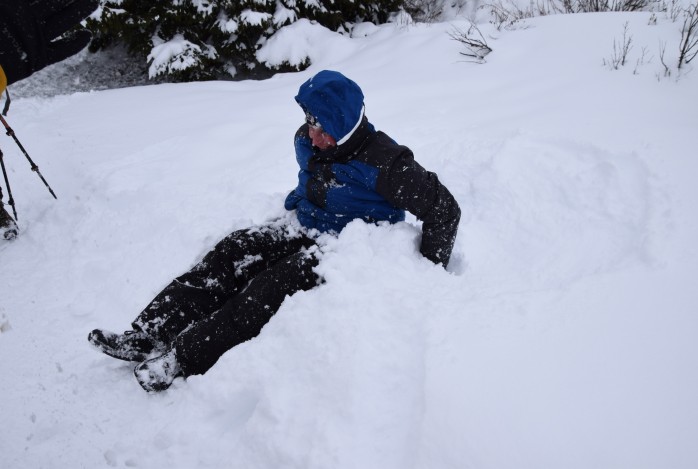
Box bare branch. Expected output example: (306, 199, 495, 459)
(678, 4, 698, 69)
(604, 21, 633, 70)
(668, 0, 682, 22)
(634, 46, 652, 74)
(659, 41, 672, 77)
(449, 23, 493, 62)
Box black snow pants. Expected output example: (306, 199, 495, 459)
(131, 222, 320, 377)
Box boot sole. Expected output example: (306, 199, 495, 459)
(87, 330, 149, 362)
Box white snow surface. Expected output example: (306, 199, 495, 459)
(1, 12, 698, 469)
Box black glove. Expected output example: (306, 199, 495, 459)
(0, 0, 98, 85)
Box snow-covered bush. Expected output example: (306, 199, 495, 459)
(86, 0, 402, 82)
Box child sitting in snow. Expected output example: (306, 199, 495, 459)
(88, 70, 461, 392)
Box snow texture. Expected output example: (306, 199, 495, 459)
(1, 10, 697, 469)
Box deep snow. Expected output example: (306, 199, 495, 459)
(1, 11, 697, 469)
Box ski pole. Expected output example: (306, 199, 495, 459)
(0, 146, 18, 220)
(0, 114, 57, 199)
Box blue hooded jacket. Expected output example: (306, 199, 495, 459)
(285, 70, 405, 233)
(285, 70, 461, 265)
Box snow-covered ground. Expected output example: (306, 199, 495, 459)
(1, 11, 697, 469)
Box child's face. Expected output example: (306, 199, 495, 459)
(309, 125, 337, 150)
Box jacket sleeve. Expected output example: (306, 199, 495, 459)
(376, 148, 461, 267)
(0, 65, 6, 94)
(285, 125, 314, 211)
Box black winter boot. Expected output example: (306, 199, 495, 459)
(134, 348, 182, 392)
(0, 205, 18, 240)
(88, 328, 164, 362)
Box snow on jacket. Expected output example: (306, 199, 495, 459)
(285, 70, 461, 266)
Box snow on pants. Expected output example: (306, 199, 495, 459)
(131, 222, 320, 377)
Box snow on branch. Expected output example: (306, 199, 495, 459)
(147, 35, 217, 79)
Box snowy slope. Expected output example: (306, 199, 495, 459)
(1, 11, 697, 469)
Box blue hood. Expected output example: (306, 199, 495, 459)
(295, 70, 364, 143)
